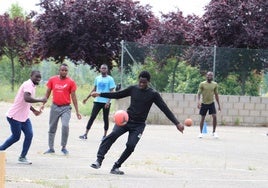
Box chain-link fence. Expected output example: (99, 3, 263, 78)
(0, 41, 267, 96)
(120, 41, 268, 96)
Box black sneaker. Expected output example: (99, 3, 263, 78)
(90, 161, 101, 169)
(110, 167, 124, 175)
(79, 134, 87, 140)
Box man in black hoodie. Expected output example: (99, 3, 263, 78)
(90, 70, 184, 175)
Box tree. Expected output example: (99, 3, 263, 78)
(195, 0, 268, 48)
(141, 9, 196, 46)
(189, 0, 268, 95)
(136, 9, 198, 92)
(31, 0, 154, 70)
(8, 2, 26, 19)
(139, 9, 198, 65)
(166, 61, 203, 93)
(0, 9, 36, 91)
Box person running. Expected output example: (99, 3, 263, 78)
(197, 71, 221, 138)
(79, 64, 116, 141)
(90, 70, 184, 175)
(43, 63, 81, 155)
(0, 70, 47, 164)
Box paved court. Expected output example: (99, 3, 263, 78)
(0, 102, 267, 188)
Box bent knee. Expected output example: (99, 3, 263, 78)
(13, 135, 21, 142)
(126, 144, 136, 152)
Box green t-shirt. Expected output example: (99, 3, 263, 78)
(198, 81, 218, 104)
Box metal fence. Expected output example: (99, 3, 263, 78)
(120, 41, 268, 96)
(1, 41, 267, 96)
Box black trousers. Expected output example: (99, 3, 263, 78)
(86, 102, 110, 131)
(97, 121, 146, 168)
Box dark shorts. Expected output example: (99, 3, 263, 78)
(199, 102, 216, 116)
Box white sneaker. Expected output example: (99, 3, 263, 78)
(212, 132, 219, 139)
(198, 133, 203, 138)
(18, 157, 32, 165)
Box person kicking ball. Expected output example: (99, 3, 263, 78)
(90, 71, 184, 175)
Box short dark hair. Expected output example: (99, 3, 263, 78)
(100, 64, 108, 69)
(31, 70, 40, 76)
(139, 71, 151, 81)
(61, 63, 68, 67)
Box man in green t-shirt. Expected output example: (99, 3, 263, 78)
(197, 72, 221, 138)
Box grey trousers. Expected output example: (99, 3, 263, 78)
(48, 104, 71, 149)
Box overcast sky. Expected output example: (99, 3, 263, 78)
(0, 0, 211, 16)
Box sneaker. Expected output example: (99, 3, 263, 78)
(198, 133, 203, 138)
(43, 149, 55, 154)
(212, 132, 219, 138)
(110, 167, 124, 175)
(90, 161, 101, 169)
(79, 134, 87, 140)
(61, 148, 69, 155)
(101, 136, 106, 142)
(18, 157, 32, 165)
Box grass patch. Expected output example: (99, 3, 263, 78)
(234, 117, 240, 126)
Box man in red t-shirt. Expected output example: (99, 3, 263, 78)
(43, 63, 81, 155)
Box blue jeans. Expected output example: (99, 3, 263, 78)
(0, 117, 33, 158)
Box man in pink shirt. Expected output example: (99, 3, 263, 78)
(0, 70, 47, 164)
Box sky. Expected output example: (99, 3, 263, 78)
(0, 0, 211, 16)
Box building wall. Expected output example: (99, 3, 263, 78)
(114, 94, 268, 127)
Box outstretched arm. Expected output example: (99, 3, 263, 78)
(154, 93, 184, 134)
(24, 92, 47, 104)
(91, 86, 131, 99)
(24, 92, 47, 116)
(83, 86, 96, 104)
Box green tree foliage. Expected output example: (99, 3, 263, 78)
(141, 57, 171, 91)
(135, 58, 203, 93)
(166, 61, 203, 93)
(31, 0, 154, 71)
(219, 71, 262, 96)
(122, 42, 265, 95)
(262, 73, 268, 95)
(8, 3, 26, 19)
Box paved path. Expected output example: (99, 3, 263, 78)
(0, 102, 267, 188)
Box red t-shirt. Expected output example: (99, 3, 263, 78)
(47, 76, 77, 105)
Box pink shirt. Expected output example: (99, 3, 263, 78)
(6, 79, 36, 122)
